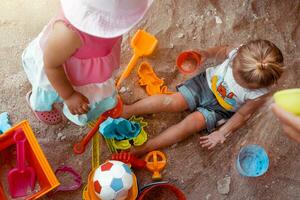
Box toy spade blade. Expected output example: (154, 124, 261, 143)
(116, 29, 158, 87)
(7, 129, 36, 198)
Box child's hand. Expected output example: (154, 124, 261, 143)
(193, 50, 208, 64)
(65, 91, 90, 115)
(272, 104, 300, 143)
(199, 131, 226, 149)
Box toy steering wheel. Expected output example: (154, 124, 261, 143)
(144, 151, 167, 180)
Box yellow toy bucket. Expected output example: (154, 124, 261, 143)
(273, 88, 300, 115)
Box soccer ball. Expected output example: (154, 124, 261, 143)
(93, 160, 133, 200)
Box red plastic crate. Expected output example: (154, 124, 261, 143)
(0, 120, 60, 199)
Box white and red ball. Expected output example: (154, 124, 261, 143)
(93, 160, 133, 200)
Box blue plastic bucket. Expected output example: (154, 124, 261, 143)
(236, 144, 269, 177)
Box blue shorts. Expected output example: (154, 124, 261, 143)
(177, 72, 234, 132)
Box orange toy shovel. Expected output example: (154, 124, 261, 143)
(116, 29, 158, 88)
(145, 151, 167, 180)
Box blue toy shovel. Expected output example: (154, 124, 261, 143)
(7, 129, 36, 198)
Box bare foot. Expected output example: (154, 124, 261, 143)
(120, 105, 132, 119)
(130, 143, 150, 157)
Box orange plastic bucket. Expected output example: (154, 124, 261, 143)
(176, 51, 201, 74)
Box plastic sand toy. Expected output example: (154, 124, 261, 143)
(82, 161, 138, 200)
(73, 96, 123, 154)
(0, 112, 11, 134)
(82, 131, 101, 199)
(54, 166, 82, 193)
(145, 151, 167, 180)
(0, 120, 59, 200)
(99, 117, 141, 140)
(236, 144, 269, 177)
(110, 116, 148, 151)
(117, 29, 158, 87)
(138, 182, 186, 200)
(138, 62, 173, 96)
(176, 51, 201, 74)
(111, 152, 146, 169)
(273, 88, 300, 115)
(8, 129, 36, 198)
(97, 116, 148, 152)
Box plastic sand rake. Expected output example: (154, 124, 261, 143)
(7, 129, 36, 198)
(116, 29, 158, 88)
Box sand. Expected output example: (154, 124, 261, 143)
(0, 0, 299, 199)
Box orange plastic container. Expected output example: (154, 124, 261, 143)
(0, 120, 60, 200)
(176, 51, 201, 74)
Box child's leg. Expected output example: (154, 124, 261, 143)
(131, 111, 206, 156)
(122, 92, 188, 118)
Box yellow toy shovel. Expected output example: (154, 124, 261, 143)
(116, 29, 158, 88)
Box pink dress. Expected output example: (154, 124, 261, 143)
(22, 10, 122, 126)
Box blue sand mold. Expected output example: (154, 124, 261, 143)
(236, 144, 269, 177)
(99, 117, 141, 140)
(0, 112, 11, 134)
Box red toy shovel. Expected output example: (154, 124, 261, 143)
(7, 129, 36, 198)
(73, 96, 123, 154)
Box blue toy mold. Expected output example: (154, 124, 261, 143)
(236, 144, 269, 177)
(0, 112, 11, 134)
(99, 117, 141, 140)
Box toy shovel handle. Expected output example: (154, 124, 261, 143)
(14, 129, 27, 171)
(116, 53, 140, 88)
(73, 141, 86, 155)
(73, 116, 106, 154)
(73, 97, 122, 155)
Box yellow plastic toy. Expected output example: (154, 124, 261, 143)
(82, 123, 102, 199)
(116, 29, 158, 88)
(129, 116, 148, 146)
(138, 62, 173, 96)
(273, 88, 300, 115)
(145, 151, 167, 180)
(0, 120, 60, 200)
(110, 129, 148, 150)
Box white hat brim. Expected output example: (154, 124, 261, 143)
(60, 0, 153, 38)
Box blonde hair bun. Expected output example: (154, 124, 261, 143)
(235, 40, 284, 87)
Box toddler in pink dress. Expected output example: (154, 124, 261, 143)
(22, 0, 153, 126)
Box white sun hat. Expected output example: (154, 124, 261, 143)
(60, 0, 153, 38)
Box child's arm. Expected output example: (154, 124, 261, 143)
(196, 45, 235, 63)
(199, 95, 268, 149)
(44, 22, 90, 115)
(272, 104, 300, 143)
